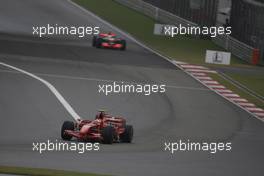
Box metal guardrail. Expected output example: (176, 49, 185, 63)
(115, 0, 197, 27)
(212, 34, 254, 63)
(114, 0, 258, 64)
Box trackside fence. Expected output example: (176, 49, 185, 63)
(114, 0, 261, 65)
(115, 0, 197, 27)
(212, 34, 255, 64)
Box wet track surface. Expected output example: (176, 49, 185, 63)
(0, 0, 264, 176)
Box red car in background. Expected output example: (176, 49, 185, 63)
(92, 32, 126, 50)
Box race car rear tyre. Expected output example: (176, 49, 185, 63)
(96, 38, 103, 48)
(101, 126, 115, 144)
(120, 125, 133, 143)
(92, 36, 97, 47)
(61, 121, 74, 141)
(120, 40, 126, 51)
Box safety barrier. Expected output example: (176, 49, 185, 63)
(114, 0, 261, 65)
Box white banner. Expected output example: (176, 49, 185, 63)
(205, 50, 231, 65)
(153, 24, 173, 36)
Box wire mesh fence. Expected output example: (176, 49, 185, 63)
(143, 0, 218, 27)
(230, 0, 264, 64)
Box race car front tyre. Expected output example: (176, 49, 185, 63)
(101, 126, 115, 144)
(92, 36, 97, 47)
(120, 40, 126, 51)
(95, 38, 103, 48)
(61, 121, 74, 141)
(120, 125, 133, 143)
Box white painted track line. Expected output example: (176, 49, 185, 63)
(185, 69, 217, 73)
(0, 62, 82, 121)
(222, 93, 240, 98)
(180, 65, 207, 69)
(246, 108, 264, 113)
(202, 80, 219, 84)
(255, 113, 264, 117)
(208, 85, 226, 89)
(196, 76, 212, 80)
(0, 69, 209, 92)
(213, 89, 233, 93)
(191, 72, 207, 76)
(229, 98, 248, 103)
(238, 103, 256, 107)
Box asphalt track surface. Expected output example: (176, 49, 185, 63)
(0, 1, 264, 176)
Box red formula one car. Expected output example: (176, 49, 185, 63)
(61, 111, 133, 144)
(92, 32, 126, 50)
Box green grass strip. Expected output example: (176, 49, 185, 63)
(0, 166, 110, 176)
(209, 73, 264, 109)
(226, 73, 264, 98)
